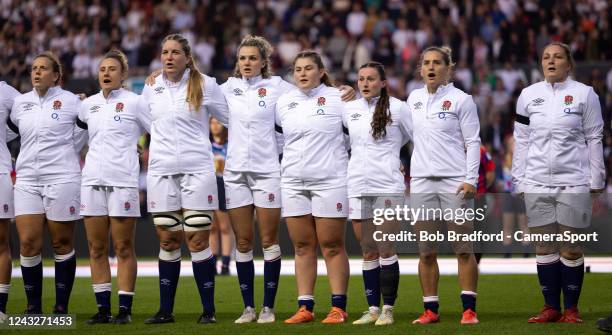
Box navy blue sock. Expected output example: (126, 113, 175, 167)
(118, 292, 134, 313)
(21, 255, 43, 311)
(380, 261, 399, 306)
(222, 256, 231, 267)
(192, 250, 216, 315)
(212, 255, 218, 274)
(424, 299, 439, 314)
(561, 257, 584, 309)
(362, 264, 381, 307)
(331, 294, 347, 310)
(93, 285, 111, 313)
(460, 291, 477, 311)
(537, 255, 562, 310)
(54, 251, 76, 311)
(158, 257, 181, 313)
(298, 296, 315, 312)
(0, 292, 7, 313)
(263, 257, 281, 308)
(235, 251, 255, 308)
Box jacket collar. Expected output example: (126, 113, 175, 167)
(100, 87, 124, 101)
(427, 82, 454, 96)
(163, 68, 190, 88)
(242, 75, 263, 86)
(33, 86, 62, 100)
(544, 77, 571, 91)
(300, 83, 326, 98)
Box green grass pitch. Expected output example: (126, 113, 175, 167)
(2, 272, 611, 334)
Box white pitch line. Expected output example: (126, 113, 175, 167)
(10, 257, 612, 277)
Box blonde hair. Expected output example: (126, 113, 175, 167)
(101, 49, 129, 75)
(417, 46, 455, 83)
(162, 34, 203, 111)
(233, 35, 274, 78)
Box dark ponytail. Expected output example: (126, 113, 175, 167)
(361, 62, 391, 140)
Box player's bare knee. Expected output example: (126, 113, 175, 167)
(535, 243, 558, 255)
(187, 236, 209, 252)
(113, 241, 134, 260)
(363, 250, 379, 261)
(159, 238, 180, 251)
(235, 236, 253, 253)
(420, 252, 437, 264)
(260, 237, 278, 250)
(456, 252, 473, 263)
(560, 250, 583, 261)
(88, 243, 108, 260)
(321, 240, 344, 257)
(294, 241, 315, 256)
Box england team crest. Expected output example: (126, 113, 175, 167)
(258, 88, 267, 98)
(442, 100, 451, 111)
(317, 97, 326, 106)
(115, 102, 124, 113)
(53, 100, 62, 110)
(564, 95, 573, 105)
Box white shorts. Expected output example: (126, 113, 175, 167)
(223, 170, 281, 209)
(281, 186, 348, 218)
(14, 182, 81, 221)
(147, 173, 218, 212)
(523, 184, 591, 228)
(81, 185, 140, 217)
(349, 195, 404, 220)
(409, 177, 473, 222)
(0, 174, 14, 219)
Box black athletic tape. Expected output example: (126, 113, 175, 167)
(76, 118, 88, 130)
(342, 125, 349, 135)
(7, 118, 18, 134)
(152, 213, 182, 227)
(183, 213, 213, 227)
(515, 114, 530, 126)
(380, 266, 400, 304)
(275, 124, 283, 133)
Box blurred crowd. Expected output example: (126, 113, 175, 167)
(1, 0, 611, 194)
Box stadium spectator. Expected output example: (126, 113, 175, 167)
(208, 117, 232, 278)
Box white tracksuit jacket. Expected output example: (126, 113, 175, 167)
(141, 69, 229, 176)
(220, 75, 294, 174)
(511, 78, 605, 191)
(10, 86, 85, 185)
(1, 81, 20, 173)
(345, 96, 411, 197)
(78, 88, 151, 187)
(407, 83, 481, 186)
(276, 84, 348, 190)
